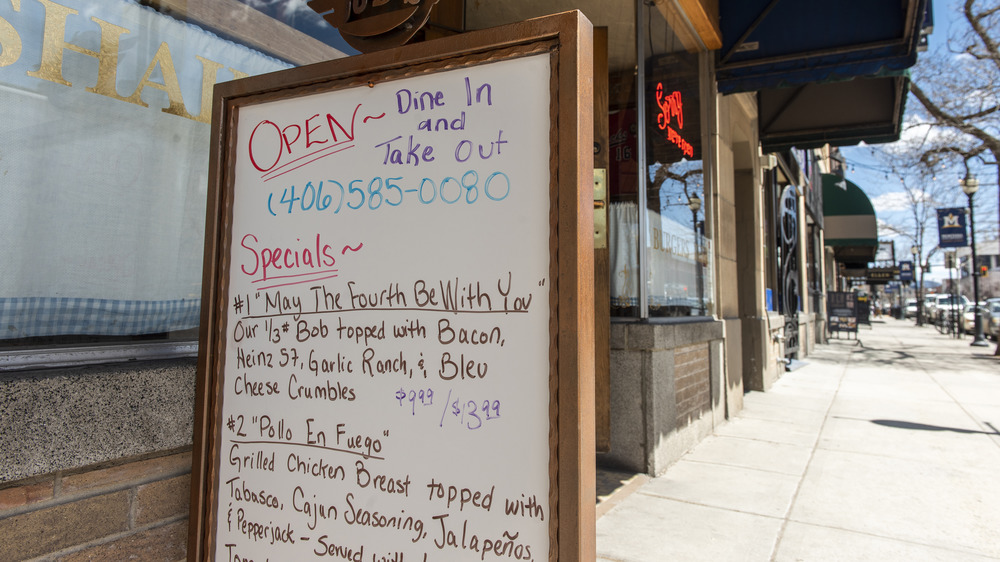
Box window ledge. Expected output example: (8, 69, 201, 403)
(0, 342, 198, 373)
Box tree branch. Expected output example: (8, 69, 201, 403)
(965, 0, 1000, 74)
(910, 81, 1000, 155)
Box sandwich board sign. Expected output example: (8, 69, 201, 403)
(827, 291, 858, 336)
(188, 11, 596, 562)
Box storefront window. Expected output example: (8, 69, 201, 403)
(610, 1, 713, 319)
(0, 0, 348, 357)
(608, 59, 639, 316)
(803, 153, 823, 315)
(767, 154, 804, 320)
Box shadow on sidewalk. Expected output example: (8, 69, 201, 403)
(970, 354, 1000, 363)
(595, 467, 647, 517)
(826, 334, 999, 370)
(834, 417, 1000, 436)
(873, 419, 1000, 435)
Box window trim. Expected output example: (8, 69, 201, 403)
(0, 342, 198, 372)
(634, 0, 715, 322)
(146, 0, 348, 65)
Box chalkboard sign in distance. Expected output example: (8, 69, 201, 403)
(189, 11, 595, 562)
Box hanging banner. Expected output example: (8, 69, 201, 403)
(936, 207, 968, 248)
(898, 260, 914, 282)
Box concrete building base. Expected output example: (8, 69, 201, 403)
(598, 320, 727, 476)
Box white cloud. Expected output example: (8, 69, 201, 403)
(242, 0, 314, 18)
(870, 192, 914, 213)
(280, 0, 314, 16)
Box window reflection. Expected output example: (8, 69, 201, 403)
(0, 0, 335, 350)
(646, 158, 708, 317)
(608, 4, 714, 320)
(642, 23, 712, 318)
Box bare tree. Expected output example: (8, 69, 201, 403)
(870, 158, 960, 324)
(903, 0, 1000, 352)
(908, 0, 1000, 238)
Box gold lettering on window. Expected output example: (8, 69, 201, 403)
(27, 0, 130, 95)
(0, 0, 22, 67)
(193, 55, 224, 123)
(122, 41, 190, 118)
(14, 0, 253, 123)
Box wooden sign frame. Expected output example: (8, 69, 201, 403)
(189, 10, 594, 561)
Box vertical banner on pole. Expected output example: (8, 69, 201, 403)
(937, 207, 969, 248)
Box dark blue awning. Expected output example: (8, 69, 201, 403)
(759, 73, 909, 152)
(717, 0, 929, 94)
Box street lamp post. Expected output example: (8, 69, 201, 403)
(688, 194, 705, 316)
(911, 245, 923, 325)
(946, 250, 958, 339)
(961, 175, 989, 347)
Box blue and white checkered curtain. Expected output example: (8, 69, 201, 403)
(0, 298, 201, 339)
(0, 1, 292, 342)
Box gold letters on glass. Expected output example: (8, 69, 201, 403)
(8, 0, 250, 124)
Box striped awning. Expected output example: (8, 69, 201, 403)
(822, 174, 877, 268)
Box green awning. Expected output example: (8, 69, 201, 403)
(823, 174, 877, 268)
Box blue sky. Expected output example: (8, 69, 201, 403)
(234, 0, 359, 55)
(839, 0, 1000, 281)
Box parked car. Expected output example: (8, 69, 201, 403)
(923, 295, 937, 319)
(905, 298, 919, 319)
(930, 294, 969, 324)
(987, 300, 1000, 340)
(960, 303, 988, 334)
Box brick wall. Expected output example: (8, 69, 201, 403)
(674, 343, 710, 426)
(0, 450, 191, 561)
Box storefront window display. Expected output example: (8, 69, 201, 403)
(0, 0, 349, 358)
(608, 40, 640, 317)
(609, 1, 713, 319)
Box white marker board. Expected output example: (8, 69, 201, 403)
(191, 12, 595, 561)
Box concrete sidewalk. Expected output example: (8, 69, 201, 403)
(595, 318, 1000, 561)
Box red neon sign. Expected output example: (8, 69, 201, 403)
(656, 83, 683, 129)
(655, 83, 694, 158)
